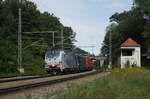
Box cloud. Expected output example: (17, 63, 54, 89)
(30, 0, 87, 17)
(92, 0, 131, 10)
(106, 2, 129, 9)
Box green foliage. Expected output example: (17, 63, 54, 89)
(0, 0, 76, 75)
(0, 40, 18, 74)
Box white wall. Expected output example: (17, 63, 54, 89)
(121, 47, 141, 68)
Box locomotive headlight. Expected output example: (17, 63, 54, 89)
(52, 64, 55, 67)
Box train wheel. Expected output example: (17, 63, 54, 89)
(57, 71, 63, 75)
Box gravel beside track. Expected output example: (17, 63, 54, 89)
(0, 70, 99, 95)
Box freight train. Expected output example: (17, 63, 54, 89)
(45, 50, 93, 74)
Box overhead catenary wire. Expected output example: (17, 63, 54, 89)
(23, 31, 58, 34)
(23, 39, 44, 49)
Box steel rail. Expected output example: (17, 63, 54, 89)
(0, 74, 45, 79)
(0, 75, 52, 83)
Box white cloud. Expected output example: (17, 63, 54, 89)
(30, 0, 87, 17)
(92, 0, 131, 10)
(106, 2, 128, 9)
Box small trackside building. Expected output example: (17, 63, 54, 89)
(120, 38, 141, 68)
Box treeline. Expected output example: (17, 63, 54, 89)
(0, 0, 76, 75)
(101, 0, 150, 67)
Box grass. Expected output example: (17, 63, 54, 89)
(52, 68, 150, 99)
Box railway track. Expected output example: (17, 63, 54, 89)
(0, 70, 100, 95)
(0, 74, 37, 79)
(0, 74, 52, 83)
(0, 71, 94, 83)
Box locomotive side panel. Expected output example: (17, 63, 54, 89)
(62, 51, 78, 71)
(76, 56, 86, 71)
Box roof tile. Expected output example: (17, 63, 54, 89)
(121, 38, 140, 47)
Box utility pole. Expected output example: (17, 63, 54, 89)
(18, 0, 24, 73)
(52, 31, 55, 47)
(61, 27, 64, 50)
(108, 31, 112, 69)
(91, 45, 94, 55)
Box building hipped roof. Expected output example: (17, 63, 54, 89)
(121, 38, 140, 47)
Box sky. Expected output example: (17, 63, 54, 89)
(30, 0, 132, 55)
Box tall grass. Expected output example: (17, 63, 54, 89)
(55, 68, 150, 99)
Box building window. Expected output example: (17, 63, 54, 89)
(122, 49, 133, 56)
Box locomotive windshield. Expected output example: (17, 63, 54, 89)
(46, 51, 60, 59)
